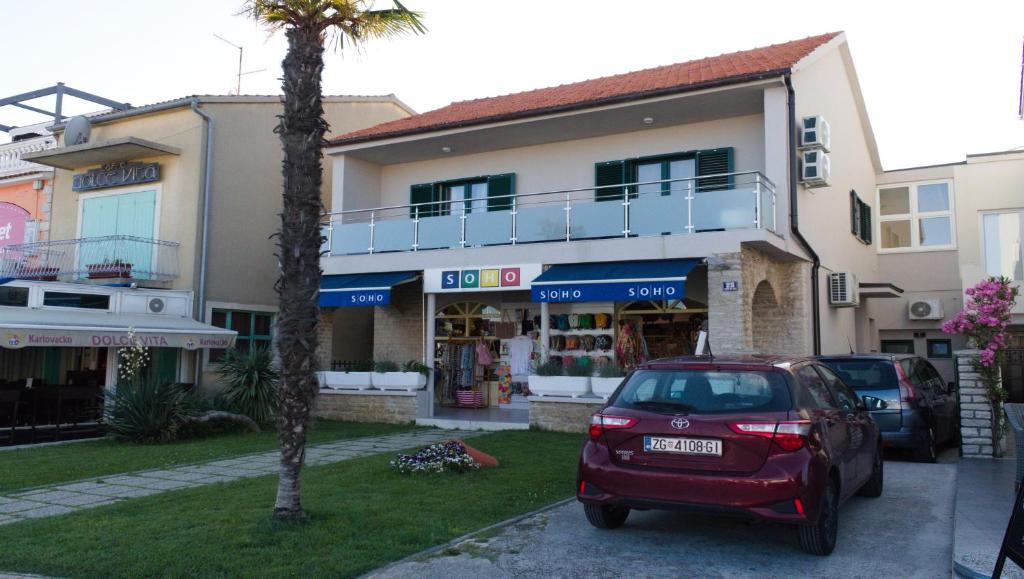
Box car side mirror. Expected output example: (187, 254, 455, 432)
(861, 395, 888, 411)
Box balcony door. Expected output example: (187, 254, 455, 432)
(79, 190, 157, 276)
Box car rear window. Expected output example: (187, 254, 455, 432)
(818, 360, 898, 390)
(610, 369, 791, 415)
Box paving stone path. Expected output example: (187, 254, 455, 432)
(0, 429, 477, 526)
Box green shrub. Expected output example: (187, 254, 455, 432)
(215, 347, 279, 425)
(566, 358, 593, 377)
(105, 378, 199, 443)
(373, 359, 400, 373)
(402, 360, 431, 376)
(532, 358, 564, 376)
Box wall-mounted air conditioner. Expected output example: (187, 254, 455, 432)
(801, 149, 830, 188)
(908, 299, 943, 320)
(829, 272, 859, 307)
(800, 115, 831, 152)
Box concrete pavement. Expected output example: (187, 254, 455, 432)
(372, 454, 958, 578)
(954, 458, 1024, 578)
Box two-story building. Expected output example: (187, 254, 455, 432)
(0, 124, 57, 249)
(1, 94, 413, 442)
(315, 32, 900, 429)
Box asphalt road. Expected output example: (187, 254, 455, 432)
(372, 450, 958, 579)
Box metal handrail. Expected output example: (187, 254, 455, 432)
(322, 171, 775, 219)
(0, 235, 181, 282)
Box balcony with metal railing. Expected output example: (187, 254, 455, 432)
(322, 171, 776, 257)
(0, 136, 57, 178)
(0, 235, 180, 283)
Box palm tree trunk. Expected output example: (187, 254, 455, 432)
(273, 24, 327, 520)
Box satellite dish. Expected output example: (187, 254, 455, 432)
(65, 116, 91, 145)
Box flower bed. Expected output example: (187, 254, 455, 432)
(390, 440, 479, 475)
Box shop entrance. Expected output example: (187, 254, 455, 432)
(1002, 330, 1024, 404)
(617, 299, 708, 360)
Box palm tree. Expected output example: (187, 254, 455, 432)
(244, 0, 425, 520)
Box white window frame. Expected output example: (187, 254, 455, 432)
(876, 179, 956, 253)
(980, 208, 1024, 281)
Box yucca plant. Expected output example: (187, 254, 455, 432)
(215, 346, 280, 425)
(105, 377, 199, 444)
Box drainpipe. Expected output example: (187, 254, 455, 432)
(784, 75, 821, 355)
(191, 97, 214, 385)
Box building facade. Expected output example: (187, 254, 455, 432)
(314, 32, 908, 429)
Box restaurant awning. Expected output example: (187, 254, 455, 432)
(531, 258, 701, 303)
(0, 308, 236, 350)
(319, 271, 420, 307)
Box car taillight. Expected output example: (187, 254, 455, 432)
(728, 420, 811, 451)
(589, 413, 638, 440)
(895, 364, 916, 405)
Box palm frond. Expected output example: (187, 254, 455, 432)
(243, 0, 426, 41)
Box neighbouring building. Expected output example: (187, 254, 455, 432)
(314, 32, 911, 430)
(0, 93, 413, 443)
(0, 124, 57, 248)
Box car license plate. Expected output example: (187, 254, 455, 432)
(644, 436, 722, 456)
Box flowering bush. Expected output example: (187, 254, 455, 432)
(117, 327, 151, 382)
(943, 276, 1020, 454)
(390, 441, 479, 475)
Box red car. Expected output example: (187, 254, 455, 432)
(577, 357, 883, 555)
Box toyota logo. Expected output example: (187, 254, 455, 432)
(671, 417, 690, 430)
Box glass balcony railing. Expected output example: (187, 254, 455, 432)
(322, 171, 775, 256)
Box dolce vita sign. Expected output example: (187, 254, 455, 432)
(73, 162, 160, 192)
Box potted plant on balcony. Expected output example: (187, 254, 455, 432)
(591, 363, 626, 399)
(528, 358, 590, 398)
(15, 264, 59, 281)
(87, 258, 132, 279)
(317, 359, 374, 390)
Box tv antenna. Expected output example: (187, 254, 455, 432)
(213, 34, 267, 95)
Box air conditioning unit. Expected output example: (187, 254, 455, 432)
(829, 272, 859, 307)
(801, 149, 831, 188)
(800, 115, 831, 152)
(908, 299, 944, 320)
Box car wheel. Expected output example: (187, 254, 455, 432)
(583, 503, 630, 529)
(858, 443, 884, 498)
(914, 427, 937, 463)
(798, 480, 838, 556)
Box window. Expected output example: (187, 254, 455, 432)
(877, 181, 955, 251)
(881, 340, 915, 354)
(0, 286, 28, 307)
(927, 339, 952, 359)
(983, 211, 1024, 281)
(795, 365, 837, 409)
(409, 174, 515, 217)
(816, 365, 858, 412)
(819, 359, 899, 390)
(209, 309, 274, 363)
(595, 147, 733, 202)
(850, 190, 872, 245)
(611, 369, 791, 414)
(80, 190, 158, 271)
(42, 291, 110, 310)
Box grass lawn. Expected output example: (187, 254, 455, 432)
(0, 420, 416, 493)
(0, 430, 584, 579)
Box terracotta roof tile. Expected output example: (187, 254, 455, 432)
(331, 32, 841, 146)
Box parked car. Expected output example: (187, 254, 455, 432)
(816, 355, 958, 462)
(577, 357, 882, 555)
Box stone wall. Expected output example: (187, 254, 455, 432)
(373, 280, 423, 364)
(530, 398, 604, 433)
(707, 247, 810, 356)
(315, 311, 334, 370)
(956, 349, 999, 458)
(314, 390, 417, 424)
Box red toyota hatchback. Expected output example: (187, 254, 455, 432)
(577, 357, 883, 555)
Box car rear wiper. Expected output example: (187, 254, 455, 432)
(632, 400, 696, 414)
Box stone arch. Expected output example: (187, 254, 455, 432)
(751, 280, 784, 354)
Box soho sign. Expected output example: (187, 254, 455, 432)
(424, 264, 542, 293)
(72, 162, 160, 192)
(532, 280, 684, 303)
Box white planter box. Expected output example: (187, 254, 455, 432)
(317, 371, 373, 390)
(372, 372, 427, 391)
(528, 375, 590, 398)
(591, 377, 624, 399)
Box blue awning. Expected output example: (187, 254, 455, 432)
(319, 271, 420, 307)
(531, 259, 701, 303)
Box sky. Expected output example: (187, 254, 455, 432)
(1, 0, 1023, 169)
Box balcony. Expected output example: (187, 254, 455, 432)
(323, 171, 775, 256)
(0, 136, 57, 178)
(0, 235, 180, 283)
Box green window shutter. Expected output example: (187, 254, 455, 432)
(860, 200, 873, 245)
(696, 147, 734, 191)
(410, 183, 434, 218)
(486, 173, 515, 212)
(850, 191, 860, 237)
(595, 160, 626, 201)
